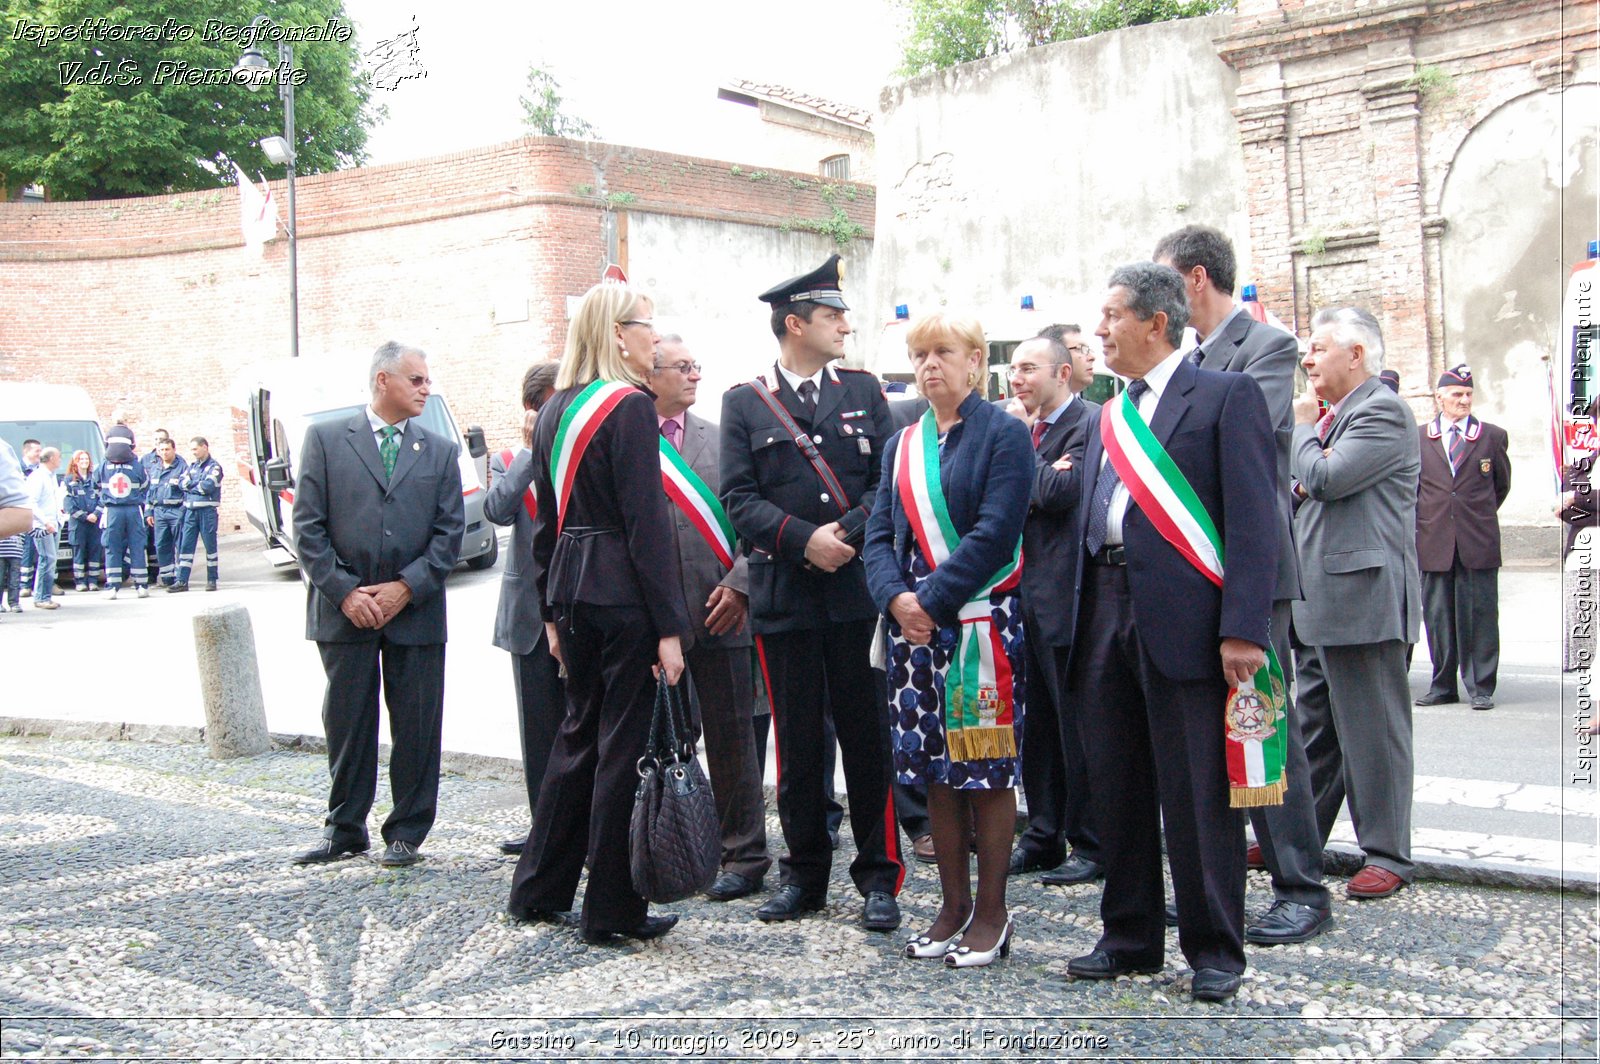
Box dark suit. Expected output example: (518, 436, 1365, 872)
(670, 410, 770, 882)
(1193, 313, 1328, 909)
(1415, 415, 1511, 702)
(293, 411, 465, 849)
(508, 384, 691, 935)
(1013, 395, 1100, 867)
(1064, 358, 1278, 975)
(484, 448, 564, 826)
(720, 363, 902, 897)
(1292, 376, 1422, 880)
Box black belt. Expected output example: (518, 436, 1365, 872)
(154, 502, 184, 508)
(1089, 545, 1127, 566)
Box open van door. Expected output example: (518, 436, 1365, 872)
(243, 387, 297, 569)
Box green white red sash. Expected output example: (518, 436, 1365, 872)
(1102, 388, 1288, 807)
(659, 437, 736, 570)
(894, 411, 1022, 764)
(550, 379, 637, 533)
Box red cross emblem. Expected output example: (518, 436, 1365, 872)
(107, 472, 133, 499)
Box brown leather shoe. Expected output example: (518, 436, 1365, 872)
(1245, 843, 1265, 870)
(1347, 864, 1406, 899)
(912, 834, 936, 863)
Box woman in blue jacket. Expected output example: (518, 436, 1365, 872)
(64, 450, 102, 591)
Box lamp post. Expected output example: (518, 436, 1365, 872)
(234, 15, 298, 359)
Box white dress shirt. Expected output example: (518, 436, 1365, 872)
(1102, 348, 1187, 547)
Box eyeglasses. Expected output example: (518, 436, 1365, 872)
(654, 361, 702, 375)
(1065, 344, 1092, 356)
(403, 374, 431, 387)
(620, 319, 658, 331)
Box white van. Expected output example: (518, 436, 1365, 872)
(230, 360, 497, 573)
(0, 383, 105, 582)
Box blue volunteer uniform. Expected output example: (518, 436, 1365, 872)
(18, 457, 36, 594)
(174, 454, 223, 590)
(97, 428, 150, 593)
(64, 474, 104, 590)
(146, 455, 188, 586)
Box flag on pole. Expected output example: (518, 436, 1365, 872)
(232, 162, 278, 254)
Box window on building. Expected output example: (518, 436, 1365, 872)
(820, 155, 850, 181)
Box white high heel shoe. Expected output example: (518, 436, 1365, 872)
(904, 910, 974, 959)
(944, 917, 1012, 968)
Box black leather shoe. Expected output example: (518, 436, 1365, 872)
(1039, 853, 1104, 885)
(1007, 847, 1066, 876)
(1414, 691, 1458, 706)
(498, 836, 527, 856)
(1065, 948, 1162, 980)
(507, 906, 569, 925)
(292, 838, 366, 865)
(1471, 695, 1495, 710)
(705, 871, 762, 901)
(581, 914, 678, 945)
(378, 840, 422, 867)
(1245, 900, 1333, 945)
(829, 830, 841, 850)
(1164, 902, 1179, 927)
(1191, 967, 1242, 1002)
(755, 884, 826, 922)
(860, 891, 901, 932)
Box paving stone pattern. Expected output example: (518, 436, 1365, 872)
(1, 737, 1595, 1061)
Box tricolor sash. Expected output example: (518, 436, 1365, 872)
(499, 449, 537, 523)
(894, 411, 1022, 764)
(659, 438, 736, 570)
(1101, 389, 1288, 807)
(550, 380, 637, 533)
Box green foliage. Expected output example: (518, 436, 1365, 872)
(605, 190, 635, 207)
(1299, 231, 1327, 257)
(897, 0, 1233, 76)
(0, 0, 377, 199)
(573, 182, 594, 196)
(780, 206, 866, 251)
(519, 64, 597, 138)
(1405, 64, 1456, 100)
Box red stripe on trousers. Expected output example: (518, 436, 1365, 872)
(754, 635, 780, 788)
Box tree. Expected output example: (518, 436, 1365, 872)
(519, 65, 598, 139)
(0, 0, 378, 200)
(897, 0, 1234, 77)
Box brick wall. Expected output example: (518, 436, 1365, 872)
(0, 136, 874, 535)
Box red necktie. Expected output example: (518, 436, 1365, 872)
(1031, 420, 1047, 450)
(1315, 409, 1335, 444)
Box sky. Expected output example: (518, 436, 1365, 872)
(340, 0, 905, 167)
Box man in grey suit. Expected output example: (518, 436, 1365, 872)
(292, 342, 465, 868)
(1155, 225, 1331, 943)
(484, 360, 565, 856)
(652, 336, 772, 900)
(1291, 306, 1422, 900)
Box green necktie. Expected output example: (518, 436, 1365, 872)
(379, 425, 400, 479)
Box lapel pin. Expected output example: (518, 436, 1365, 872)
(412, 441, 421, 451)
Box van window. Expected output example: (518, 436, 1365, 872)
(0, 420, 104, 468)
(303, 395, 457, 442)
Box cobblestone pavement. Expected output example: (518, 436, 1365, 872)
(1, 737, 1595, 1062)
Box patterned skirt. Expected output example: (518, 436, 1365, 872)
(884, 551, 1026, 790)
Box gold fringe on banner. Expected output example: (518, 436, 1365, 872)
(947, 726, 1018, 763)
(1229, 778, 1287, 808)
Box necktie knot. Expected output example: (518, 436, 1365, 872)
(661, 419, 681, 450)
(1126, 378, 1150, 403)
(1188, 345, 1205, 368)
(797, 380, 818, 406)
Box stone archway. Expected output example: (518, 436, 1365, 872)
(1439, 84, 1598, 524)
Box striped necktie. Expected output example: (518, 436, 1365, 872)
(1447, 425, 1464, 473)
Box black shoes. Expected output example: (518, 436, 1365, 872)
(1065, 948, 1162, 980)
(498, 836, 527, 856)
(705, 871, 762, 901)
(1471, 695, 1495, 710)
(167, 583, 188, 594)
(1414, 691, 1457, 706)
(1245, 900, 1333, 945)
(581, 914, 678, 946)
(292, 838, 367, 865)
(205, 581, 218, 592)
(378, 840, 421, 867)
(1191, 967, 1242, 1002)
(861, 891, 901, 932)
(1007, 847, 1065, 876)
(1039, 853, 1104, 885)
(756, 884, 827, 922)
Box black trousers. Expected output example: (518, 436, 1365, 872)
(688, 642, 771, 881)
(511, 646, 566, 822)
(755, 620, 903, 897)
(1068, 564, 1246, 974)
(1422, 559, 1500, 700)
(509, 604, 659, 934)
(317, 639, 445, 848)
(1016, 607, 1100, 865)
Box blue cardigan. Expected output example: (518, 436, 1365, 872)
(864, 390, 1033, 626)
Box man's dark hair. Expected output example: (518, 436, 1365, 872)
(154, 428, 170, 440)
(21, 438, 40, 449)
(1036, 324, 1081, 346)
(1108, 262, 1190, 348)
(1152, 224, 1237, 297)
(522, 361, 560, 412)
(1023, 334, 1072, 366)
(770, 301, 822, 341)
(190, 436, 209, 448)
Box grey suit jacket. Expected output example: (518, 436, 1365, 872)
(294, 412, 465, 645)
(1290, 376, 1422, 647)
(672, 410, 750, 651)
(483, 447, 547, 657)
(1197, 310, 1302, 602)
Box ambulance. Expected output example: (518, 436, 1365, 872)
(230, 359, 497, 573)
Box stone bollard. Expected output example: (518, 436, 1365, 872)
(193, 604, 271, 759)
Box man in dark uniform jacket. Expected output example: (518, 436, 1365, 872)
(1415, 364, 1512, 710)
(720, 254, 904, 931)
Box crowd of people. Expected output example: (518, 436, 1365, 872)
(0, 426, 225, 610)
(219, 223, 1518, 1004)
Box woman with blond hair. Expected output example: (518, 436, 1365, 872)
(507, 281, 692, 944)
(864, 312, 1034, 967)
(63, 449, 102, 591)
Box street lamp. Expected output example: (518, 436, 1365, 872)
(234, 15, 299, 359)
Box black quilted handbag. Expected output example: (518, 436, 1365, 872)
(628, 677, 719, 903)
